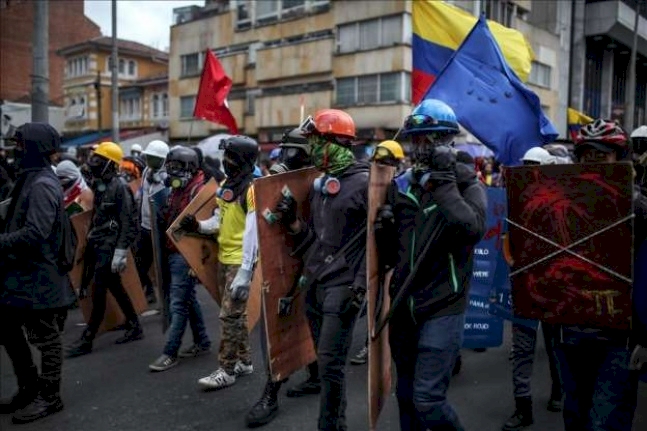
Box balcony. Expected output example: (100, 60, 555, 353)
(256, 38, 334, 81)
(585, 0, 647, 56)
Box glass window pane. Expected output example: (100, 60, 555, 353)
(336, 78, 356, 106)
(359, 19, 379, 50)
(283, 0, 305, 9)
(338, 23, 357, 53)
(358, 75, 378, 104)
(404, 72, 411, 103)
(379, 73, 399, 102)
(256, 0, 278, 17)
(180, 96, 195, 118)
(381, 15, 402, 46)
(128, 61, 136, 76)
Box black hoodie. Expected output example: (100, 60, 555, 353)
(0, 123, 72, 309)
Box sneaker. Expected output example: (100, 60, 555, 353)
(179, 344, 211, 358)
(149, 354, 179, 372)
(350, 346, 368, 365)
(234, 361, 254, 377)
(198, 368, 236, 390)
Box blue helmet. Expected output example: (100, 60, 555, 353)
(401, 99, 460, 137)
(269, 148, 282, 160)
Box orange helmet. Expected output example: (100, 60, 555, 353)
(301, 109, 356, 141)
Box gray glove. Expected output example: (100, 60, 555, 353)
(230, 267, 253, 301)
(111, 248, 128, 274)
(629, 345, 647, 371)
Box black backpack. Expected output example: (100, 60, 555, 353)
(58, 201, 78, 274)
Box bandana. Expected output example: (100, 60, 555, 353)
(309, 136, 355, 176)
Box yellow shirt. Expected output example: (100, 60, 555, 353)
(217, 186, 255, 265)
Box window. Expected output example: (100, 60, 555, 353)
(120, 97, 141, 120)
(484, 0, 515, 27)
(257, 0, 279, 23)
(180, 96, 195, 118)
(128, 60, 136, 76)
(237, 0, 250, 21)
(337, 15, 406, 54)
(529, 61, 552, 88)
(283, 0, 305, 10)
(336, 72, 410, 106)
(66, 57, 88, 78)
(181, 53, 201, 77)
(162, 93, 169, 117)
(358, 75, 378, 104)
(152, 94, 160, 118)
(336, 78, 356, 106)
(66, 96, 86, 118)
(119, 59, 125, 75)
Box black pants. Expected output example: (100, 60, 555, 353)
(306, 284, 359, 431)
(86, 247, 138, 337)
(0, 306, 65, 395)
(134, 228, 153, 295)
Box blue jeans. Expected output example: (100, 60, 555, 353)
(163, 253, 210, 357)
(558, 332, 639, 431)
(390, 312, 466, 431)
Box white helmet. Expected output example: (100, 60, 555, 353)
(131, 143, 143, 154)
(631, 125, 647, 139)
(142, 140, 170, 160)
(521, 147, 556, 165)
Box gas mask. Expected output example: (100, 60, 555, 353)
(411, 132, 454, 168)
(165, 165, 193, 189)
(87, 155, 112, 180)
(145, 155, 165, 171)
(280, 146, 311, 171)
(223, 158, 242, 178)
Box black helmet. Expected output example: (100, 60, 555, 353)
(220, 135, 259, 168)
(280, 128, 311, 153)
(166, 146, 199, 175)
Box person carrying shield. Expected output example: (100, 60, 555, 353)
(180, 135, 259, 391)
(376, 99, 486, 431)
(272, 109, 369, 431)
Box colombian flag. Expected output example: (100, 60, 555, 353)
(567, 107, 593, 141)
(412, 1, 534, 105)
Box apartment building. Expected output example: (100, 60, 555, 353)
(57, 37, 169, 135)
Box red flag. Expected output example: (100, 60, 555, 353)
(193, 50, 239, 134)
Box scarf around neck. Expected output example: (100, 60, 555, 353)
(309, 136, 355, 176)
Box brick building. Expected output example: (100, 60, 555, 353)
(0, 0, 101, 106)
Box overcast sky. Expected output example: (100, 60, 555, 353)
(84, 0, 203, 51)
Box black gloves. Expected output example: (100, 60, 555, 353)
(275, 194, 297, 226)
(180, 214, 199, 233)
(426, 146, 457, 186)
(349, 284, 366, 311)
(455, 162, 478, 189)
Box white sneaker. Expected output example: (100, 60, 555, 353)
(198, 368, 236, 390)
(234, 361, 253, 377)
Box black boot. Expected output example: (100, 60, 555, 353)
(245, 379, 284, 428)
(547, 388, 563, 412)
(286, 362, 320, 398)
(502, 397, 534, 431)
(65, 330, 94, 359)
(11, 379, 64, 424)
(115, 320, 144, 345)
(452, 355, 462, 377)
(0, 367, 39, 415)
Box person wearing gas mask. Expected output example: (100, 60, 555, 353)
(272, 109, 369, 431)
(65, 142, 141, 358)
(375, 100, 486, 431)
(131, 143, 143, 158)
(245, 127, 318, 428)
(148, 146, 211, 372)
(56, 160, 94, 214)
(134, 140, 170, 304)
(180, 136, 259, 391)
(0, 123, 72, 424)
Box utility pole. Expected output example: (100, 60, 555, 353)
(94, 71, 102, 131)
(625, 0, 641, 132)
(111, 0, 119, 142)
(32, 0, 49, 123)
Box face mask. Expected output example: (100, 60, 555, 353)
(280, 147, 310, 171)
(223, 159, 241, 178)
(165, 172, 192, 189)
(309, 136, 355, 175)
(13, 147, 25, 170)
(145, 155, 164, 170)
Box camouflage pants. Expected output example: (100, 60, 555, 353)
(218, 263, 251, 374)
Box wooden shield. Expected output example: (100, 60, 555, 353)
(255, 167, 320, 382)
(367, 163, 395, 431)
(166, 177, 262, 332)
(70, 210, 148, 333)
(506, 163, 633, 330)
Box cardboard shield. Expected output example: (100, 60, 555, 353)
(367, 163, 395, 431)
(149, 187, 171, 331)
(506, 163, 633, 330)
(70, 210, 148, 333)
(254, 167, 320, 382)
(166, 177, 262, 333)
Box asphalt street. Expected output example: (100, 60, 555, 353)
(1, 288, 646, 431)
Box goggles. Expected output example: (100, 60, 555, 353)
(373, 146, 394, 160)
(403, 114, 457, 133)
(298, 116, 318, 136)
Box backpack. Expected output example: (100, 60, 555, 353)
(58, 201, 78, 274)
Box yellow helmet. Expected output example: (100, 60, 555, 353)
(374, 140, 404, 161)
(94, 142, 124, 165)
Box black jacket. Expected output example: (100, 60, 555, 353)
(291, 162, 369, 290)
(0, 123, 71, 309)
(88, 175, 138, 253)
(385, 169, 487, 322)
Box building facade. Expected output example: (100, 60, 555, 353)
(57, 37, 169, 135)
(169, 0, 574, 144)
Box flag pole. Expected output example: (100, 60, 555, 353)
(299, 95, 305, 123)
(187, 119, 195, 146)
